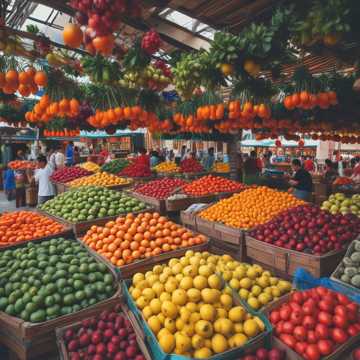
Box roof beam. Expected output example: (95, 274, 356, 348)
(31, 0, 210, 51)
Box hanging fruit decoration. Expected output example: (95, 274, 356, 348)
(275, 139, 282, 147)
(141, 29, 161, 55)
(63, 23, 83, 48)
(298, 139, 305, 147)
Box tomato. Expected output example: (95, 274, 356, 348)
(317, 339, 334, 356)
(289, 301, 302, 312)
(280, 305, 291, 321)
(318, 311, 333, 326)
(331, 328, 348, 344)
(315, 323, 329, 340)
(291, 291, 304, 304)
(303, 300, 316, 315)
(282, 321, 294, 334)
(333, 314, 348, 329)
(275, 321, 284, 336)
(318, 299, 334, 313)
(290, 310, 303, 325)
(307, 330, 318, 344)
(336, 293, 351, 305)
(334, 305, 348, 318)
(348, 325, 360, 337)
(293, 325, 306, 341)
(295, 342, 307, 354)
(279, 334, 296, 349)
(270, 310, 281, 324)
(346, 303, 359, 317)
(316, 286, 329, 297)
(305, 344, 321, 360)
(303, 315, 316, 330)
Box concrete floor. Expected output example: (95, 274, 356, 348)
(0, 190, 29, 213)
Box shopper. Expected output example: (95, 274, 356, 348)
(243, 150, 260, 185)
(14, 151, 26, 208)
(289, 158, 313, 201)
(54, 146, 65, 169)
(150, 151, 160, 167)
(202, 147, 215, 171)
(324, 159, 338, 184)
(137, 148, 150, 167)
(65, 141, 74, 166)
(3, 165, 15, 201)
(28, 155, 55, 205)
(73, 146, 80, 164)
(303, 156, 315, 172)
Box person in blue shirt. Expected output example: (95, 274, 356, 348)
(3, 165, 16, 201)
(65, 141, 74, 166)
(202, 147, 215, 171)
(150, 151, 160, 168)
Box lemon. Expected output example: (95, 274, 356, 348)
(199, 304, 216, 321)
(157, 328, 170, 340)
(270, 277, 279, 285)
(161, 301, 178, 319)
(172, 262, 183, 275)
(216, 308, 227, 319)
(254, 316, 265, 331)
(179, 276, 193, 290)
(238, 288, 249, 300)
(136, 296, 148, 309)
(169, 258, 179, 267)
(133, 273, 145, 285)
(180, 256, 190, 267)
(239, 278, 252, 289)
(164, 317, 177, 333)
(234, 322, 243, 333)
(201, 288, 220, 304)
(142, 288, 155, 301)
(175, 333, 191, 353)
(195, 320, 213, 338)
(194, 347, 213, 359)
(258, 293, 272, 305)
(153, 265, 163, 274)
(157, 313, 165, 324)
(222, 271, 233, 281)
(131, 288, 141, 300)
(208, 274, 222, 290)
(159, 292, 171, 302)
(246, 268, 258, 280)
(142, 305, 153, 320)
(172, 289, 187, 306)
(271, 287, 281, 297)
(148, 315, 161, 334)
(228, 306, 246, 322)
(243, 319, 260, 337)
(191, 334, 204, 350)
(247, 297, 261, 310)
(187, 288, 201, 302)
(185, 302, 197, 313)
(149, 298, 162, 314)
(159, 273, 169, 284)
(175, 317, 185, 331)
(211, 333, 228, 353)
(182, 323, 195, 337)
(190, 312, 201, 324)
(198, 265, 212, 277)
(230, 333, 248, 347)
(179, 307, 191, 322)
(278, 280, 292, 293)
(165, 280, 177, 293)
(223, 286, 233, 295)
(193, 275, 208, 290)
(220, 294, 233, 309)
(175, 274, 184, 282)
(229, 278, 240, 290)
(214, 318, 233, 336)
(183, 264, 198, 277)
(256, 276, 270, 288)
(159, 333, 175, 353)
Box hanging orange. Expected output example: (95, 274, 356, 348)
(26, 67, 36, 78)
(63, 23, 83, 48)
(29, 83, 39, 94)
(69, 98, 80, 113)
(34, 71, 48, 87)
(18, 84, 31, 97)
(92, 35, 115, 54)
(39, 94, 51, 109)
(291, 93, 300, 107)
(18, 71, 31, 85)
(2, 83, 16, 94)
(5, 70, 18, 85)
(299, 91, 310, 104)
(59, 98, 70, 113)
(283, 96, 293, 110)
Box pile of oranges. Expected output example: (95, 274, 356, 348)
(25, 95, 80, 124)
(0, 211, 64, 246)
(82, 212, 207, 267)
(199, 186, 304, 229)
(8, 160, 36, 170)
(0, 67, 47, 95)
(67, 172, 131, 187)
(283, 90, 337, 110)
(182, 175, 247, 197)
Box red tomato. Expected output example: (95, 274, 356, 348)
(315, 323, 329, 340)
(336, 293, 351, 305)
(280, 305, 291, 321)
(295, 342, 307, 354)
(334, 305, 348, 318)
(318, 311, 333, 326)
(282, 321, 294, 334)
(346, 303, 359, 317)
(317, 339, 334, 356)
(316, 286, 329, 297)
(331, 328, 349, 344)
(307, 330, 318, 344)
(333, 314, 348, 329)
(291, 291, 304, 304)
(303, 315, 316, 330)
(279, 334, 296, 349)
(318, 300, 334, 313)
(303, 300, 316, 315)
(305, 344, 321, 360)
(290, 310, 303, 325)
(348, 325, 360, 337)
(289, 301, 302, 312)
(293, 326, 307, 341)
(275, 321, 284, 336)
(270, 310, 281, 324)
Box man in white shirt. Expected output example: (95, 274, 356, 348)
(28, 155, 55, 204)
(54, 146, 65, 169)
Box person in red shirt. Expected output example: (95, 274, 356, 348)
(136, 148, 150, 167)
(303, 156, 315, 172)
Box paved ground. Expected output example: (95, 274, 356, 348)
(0, 190, 29, 213)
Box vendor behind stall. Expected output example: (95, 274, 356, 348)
(289, 159, 313, 201)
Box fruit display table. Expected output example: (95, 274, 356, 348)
(0, 237, 120, 360)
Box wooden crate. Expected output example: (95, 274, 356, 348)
(245, 235, 347, 278)
(56, 300, 152, 360)
(166, 194, 215, 212)
(0, 238, 121, 343)
(127, 190, 166, 213)
(0, 210, 73, 250)
(180, 210, 197, 229)
(214, 222, 244, 245)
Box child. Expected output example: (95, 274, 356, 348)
(3, 166, 15, 201)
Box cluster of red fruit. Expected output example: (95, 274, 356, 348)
(249, 205, 360, 255)
(50, 166, 92, 183)
(134, 177, 186, 199)
(179, 158, 204, 173)
(270, 287, 360, 360)
(119, 163, 152, 178)
(153, 60, 172, 78)
(141, 29, 161, 55)
(283, 90, 337, 111)
(63, 305, 146, 360)
(182, 175, 246, 196)
(238, 347, 285, 360)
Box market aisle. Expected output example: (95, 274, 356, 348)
(0, 191, 29, 213)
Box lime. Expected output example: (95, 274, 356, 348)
(30, 309, 46, 322)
